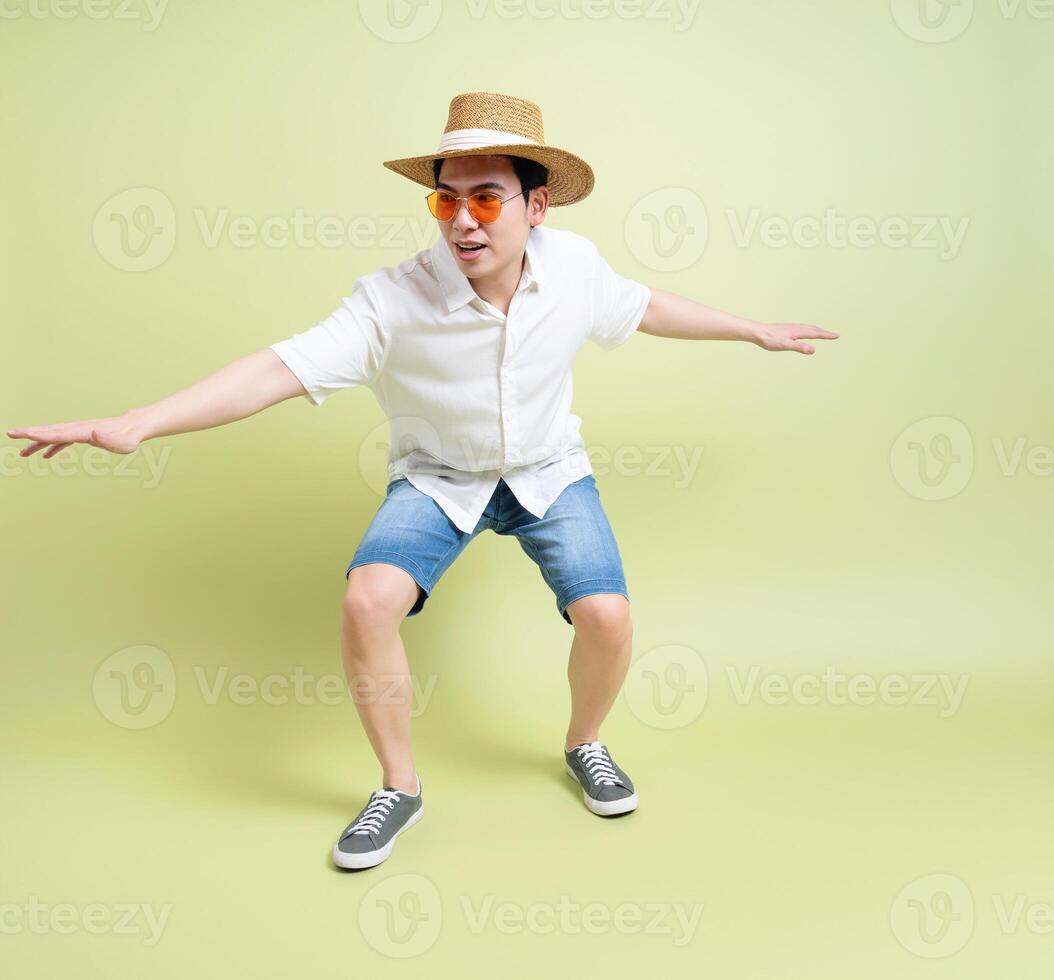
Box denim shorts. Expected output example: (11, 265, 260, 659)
(345, 473, 629, 625)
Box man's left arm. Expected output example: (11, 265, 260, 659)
(637, 287, 840, 355)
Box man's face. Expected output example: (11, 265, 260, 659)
(434, 155, 547, 281)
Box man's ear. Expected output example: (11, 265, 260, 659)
(529, 186, 550, 226)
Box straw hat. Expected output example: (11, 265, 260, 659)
(382, 91, 595, 207)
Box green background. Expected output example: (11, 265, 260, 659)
(2, 0, 1051, 976)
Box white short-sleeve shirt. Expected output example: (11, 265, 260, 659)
(268, 224, 651, 533)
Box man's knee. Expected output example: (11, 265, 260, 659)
(343, 563, 422, 629)
(566, 593, 632, 640)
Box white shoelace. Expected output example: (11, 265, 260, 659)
(346, 789, 401, 836)
(575, 742, 622, 787)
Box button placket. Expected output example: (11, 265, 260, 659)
(500, 289, 523, 468)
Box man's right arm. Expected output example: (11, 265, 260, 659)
(6, 348, 308, 459)
(127, 348, 307, 440)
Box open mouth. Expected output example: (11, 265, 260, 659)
(455, 241, 487, 258)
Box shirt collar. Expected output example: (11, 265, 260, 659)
(431, 226, 545, 314)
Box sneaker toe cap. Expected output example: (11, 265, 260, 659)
(337, 832, 379, 855)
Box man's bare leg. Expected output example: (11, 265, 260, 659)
(341, 563, 423, 794)
(562, 594, 634, 752)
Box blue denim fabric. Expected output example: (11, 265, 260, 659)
(345, 473, 629, 625)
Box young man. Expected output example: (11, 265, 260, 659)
(6, 91, 838, 871)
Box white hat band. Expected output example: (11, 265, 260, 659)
(436, 128, 539, 153)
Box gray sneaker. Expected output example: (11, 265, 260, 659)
(564, 741, 638, 816)
(332, 773, 424, 869)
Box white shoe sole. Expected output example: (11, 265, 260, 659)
(332, 804, 424, 869)
(565, 763, 638, 816)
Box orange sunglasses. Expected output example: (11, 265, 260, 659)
(425, 189, 523, 224)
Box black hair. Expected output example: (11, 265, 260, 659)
(432, 154, 549, 208)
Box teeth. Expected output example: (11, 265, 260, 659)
(458, 243, 484, 250)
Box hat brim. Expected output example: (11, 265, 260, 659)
(382, 144, 594, 207)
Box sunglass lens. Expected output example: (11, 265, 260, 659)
(468, 194, 502, 223)
(428, 192, 456, 220)
(428, 192, 504, 223)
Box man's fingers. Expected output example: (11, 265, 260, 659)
(10, 421, 97, 436)
(775, 323, 840, 340)
(779, 337, 814, 354)
(9, 424, 93, 447)
(9, 426, 61, 443)
(19, 441, 50, 457)
(42, 443, 73, 459)
(798, 324, 839, 339)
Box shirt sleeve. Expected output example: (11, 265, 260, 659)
(586, 242, 652, 351)
(268, 279, 388, 407)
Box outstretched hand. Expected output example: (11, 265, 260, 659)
(752, 322, 841, 355)
(6, 414, 144, 460)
